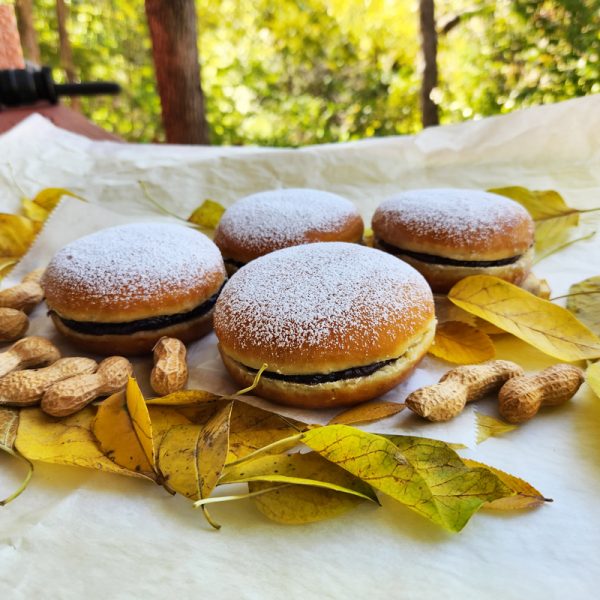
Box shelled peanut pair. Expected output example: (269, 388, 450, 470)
(0, 336, 133, 417)
(0, 269, 45, 342)
(406, 360, 584, 424)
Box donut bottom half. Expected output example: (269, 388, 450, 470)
(218, 321, 436, 409)
(50, 309, 215, 356)
(375, 241, 534, 293)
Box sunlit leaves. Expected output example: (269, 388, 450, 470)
(449, 275, 600, 361)
(429, 321, 495, 364)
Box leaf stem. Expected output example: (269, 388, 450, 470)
(193, 484, 292, 508)
(224, 433, 304, 469)
(226, 363, 268, 398)
(138, 180, 185, 221)
(0, 448, 34, 506)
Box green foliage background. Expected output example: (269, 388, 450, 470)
(31, 0, 600, 145)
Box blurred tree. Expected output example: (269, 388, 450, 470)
(14, 0, 40, 63)
(55, 0, 78, 109)
(145, 0, 209, 144)
(23, 0, 600, 145)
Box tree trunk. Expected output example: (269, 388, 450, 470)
(55, 0, 79, 109)
(419, 0, 439, 127)
(15, 0, 40, 64)
(145, 0, 210, 144)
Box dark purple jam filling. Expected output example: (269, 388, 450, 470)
(54, 288, 222, 336)
(245, 357, 397, 385)
(376, 238, 522, 268)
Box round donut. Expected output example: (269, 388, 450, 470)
(43, 222, 227, 355)
(214, 242, 436, 408)
(214, 188, 364, 274)
(371, 188, 535, 293)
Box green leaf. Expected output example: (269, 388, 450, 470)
(302, 425, 512, 532)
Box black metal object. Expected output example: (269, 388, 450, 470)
(0, 66, 120, 108)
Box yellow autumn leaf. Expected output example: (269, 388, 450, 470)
(196, 402, 234, 527)
(0, 258, 17, 279)
(429, 321, 495, 364)
(188, 199, 226, 229)
(147, 405, 193, 447)
(91, 379, 156, 479)
(221, 452, 377, 500)
(31, 187, 81, 211)
(157, 424, 203, 499)
(21, 199, 50, 223)
(228, 401, 307, 462)
(0, 213, 39, 259)
(155, 406, 233, 496)
(448, 275, 600, 361)
(566, 276, 600, 336)
(0, 407, 33, 506)
(475, 411, 518, 444)
(302, 426, 512, 532)
(145, 389, 220, 405)
(221, 452, 378, 524)
(463, 459, 549, 510)
(586, 361, 600, 399)
(15, 407, 146, 479)
(125, 377, 155, 467)
(489, 186, 583, 253)
(328, 401, 405, 425)
(156, 403, 233, 527)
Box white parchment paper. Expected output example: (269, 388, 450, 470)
(1, 95, 600, 599)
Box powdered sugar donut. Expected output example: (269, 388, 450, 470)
(43, 222, 227, 355)
(214, 242, 435, 408)
(214, 188, 364, 273)
(372, 189, 535, 292)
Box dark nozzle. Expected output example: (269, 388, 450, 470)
(0, 66, 120, 108)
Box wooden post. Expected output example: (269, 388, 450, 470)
(0, 4, 25, 69)
(419, 0, 440, 127)
(145, 0, 210, 144)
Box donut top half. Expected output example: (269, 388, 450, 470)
(214, 188, 364, 269)
(372, 189, 535, 262)
(214, 242, 435, 375)
(43, 222, 227, 323)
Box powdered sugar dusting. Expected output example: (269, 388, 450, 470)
(376, 188, 531, 246)
(215, 242, 433, 361)
(45, 223, 225, 307)
(216, 188, 360, 252)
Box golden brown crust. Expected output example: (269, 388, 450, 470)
(42, 223, 227, 322)
(218, 314, 436, 375)
(44, 270, 224, 323)
(49, 310, 214, 356)
(372, 189, 535, 261)
(214, 243, 436, 374)
(218, 323, 435, 408)
(214, 189, 365, 264)
(374, 243, 534, 293)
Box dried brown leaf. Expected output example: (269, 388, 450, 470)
(328, 401, 405, 425)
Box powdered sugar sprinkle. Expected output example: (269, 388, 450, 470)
(376, 188, 531, 246)
(45, 222, 225, 307)
(215, 242, 433, 358)
(216, 188, 360, 252)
